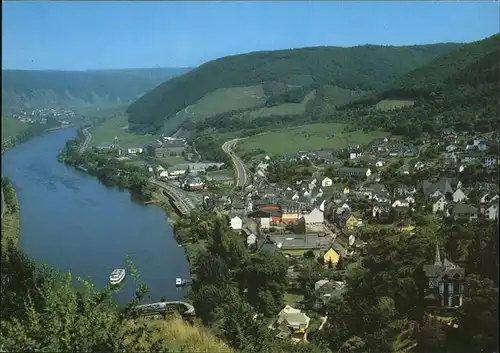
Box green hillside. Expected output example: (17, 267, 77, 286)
(1, 67, 191, 113)
(2, 116, 31, 142)
(341, 34, 500, 137)
(126, 43, 462, 132)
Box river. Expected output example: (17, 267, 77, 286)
(1, 127, 190, 304)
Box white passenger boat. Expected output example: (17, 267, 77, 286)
(109, 268, 126, 286)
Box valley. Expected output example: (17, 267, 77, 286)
(1, 4, 499, 352)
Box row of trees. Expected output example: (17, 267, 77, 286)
(58, 129, 155, 202)
(1, 177, 18, 215)
(2, 118, 60, 151)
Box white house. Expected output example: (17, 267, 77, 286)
(261, 217, 271, 229)
(432, 197, 448, 214)
(373, 194, 390, 203)
(303, 190, 311, 198)
(365, 168, 372, 178)
(480, 193, 499, 204)
(127, 147, 143, 155)
(392, 199, 410, 208)
(319, 200, 326, 212)
(304, 208, 324, 224)
(246, 233, 257, 247)
(292, 193, 300, 201)
(349, 152, 362, 159)
(375, 161, 385, 167)
(230, 216, 243, 230)
(169, 169, 187, 177)
(405, 195, 415, 204)
(452, 189, 468, 203)
(159, 170, 169, 179)
(321, 177, 333, 188)
(485, 204, 499, 220)
(414, 161, 425, 170)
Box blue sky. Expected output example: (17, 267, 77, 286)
(2, 1, 499, 70)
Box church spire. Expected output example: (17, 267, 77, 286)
(434, 241, 441, 266)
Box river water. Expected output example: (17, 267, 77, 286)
(1, 127, 190, 304)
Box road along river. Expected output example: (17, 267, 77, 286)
(1, 127, 190, 304)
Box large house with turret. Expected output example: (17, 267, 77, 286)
(423, 244, 465, 314)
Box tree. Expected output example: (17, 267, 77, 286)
(336, 255, 346, 270)
(454, 275, 499, 352)
(304, 250, 315, 259)
(338, 336, 366, 353)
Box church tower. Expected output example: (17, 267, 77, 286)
(434, 241, 441, 266)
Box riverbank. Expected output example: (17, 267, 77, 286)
(58, 131, 155, 203)
(1, 182, 20, 248)
(44, 124, 74, 132)
(152, 189, 181, 225)
(58, 130, 198, 283)
(2, 122, 69, 153)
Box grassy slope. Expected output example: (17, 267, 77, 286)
(2, 116, 31, 142)
(127, 43, 462, 130)
(123, 317, 234, 353)
(162, 85, 266, 134)
(248, 90, 316, 119)
(375, 99, 415, 111)
(236, 123, 389, 156)
(90, 113, 158, 149)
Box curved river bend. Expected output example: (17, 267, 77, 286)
(2, 127, 190, 304)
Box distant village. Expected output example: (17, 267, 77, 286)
(10, 108, 75, 125)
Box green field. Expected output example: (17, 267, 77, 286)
(375, 99, 415, 111)
(2, 117, 31, 141)
(73, 103, 129, 118)
(89, 113, 158, 149)
(156, 156, 188, 166)
(162, 85, 266, 134)
(207, 168, 233, 177)
(284, 292, 304, 307)
(236, 123, 390, 156)
(248, 91, 315, 119)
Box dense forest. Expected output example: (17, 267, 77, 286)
(126, 43, 462, 132)
(340, 34, 500, 137)
(1, 67, 191, 112)
(186, 34, 499, 141)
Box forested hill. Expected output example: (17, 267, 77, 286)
(126, 42, 462, 132)
(341, 34, 500, 136)
(376, 33, 500, 100)
(1, 67, 191, 112)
